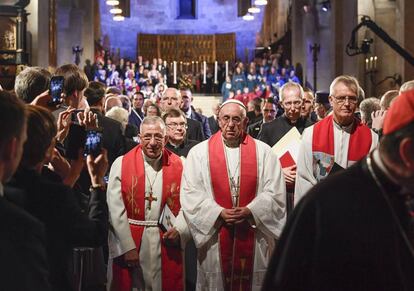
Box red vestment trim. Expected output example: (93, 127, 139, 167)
(112, 145, 183, 291)
(312, 115, 372, 173)
(208, 132, 257, 291)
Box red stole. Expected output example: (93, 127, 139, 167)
(312, 115, 372, 180)
(112, 145, 183, 291)
(208, 132, 257, 291)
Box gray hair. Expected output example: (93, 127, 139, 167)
(399, 80, 414, 93)
(359, 97, 380, 127)
(14, 66, 51, 103)
(140, 116, 167, 135)
(279, 82, 304, 102)
(105, 106, 129, 133)
(329, 75, 360, 97)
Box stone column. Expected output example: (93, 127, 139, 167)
(16, 6, 28, 64)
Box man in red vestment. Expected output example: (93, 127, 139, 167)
(107, 116, 190, 291)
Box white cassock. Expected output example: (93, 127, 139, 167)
(294, 121, 378, 205)
(107, 153, 190, 291)
(180, 139, 286, 291)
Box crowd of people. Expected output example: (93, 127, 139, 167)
(0, 58, 414, 291)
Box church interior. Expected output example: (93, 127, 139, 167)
(1, 0, 413, 109)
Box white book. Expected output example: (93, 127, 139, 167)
(158, 204, 176, 232)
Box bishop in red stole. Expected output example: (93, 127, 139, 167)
(111, 145, 184, 291)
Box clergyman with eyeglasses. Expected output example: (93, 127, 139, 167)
(180, 99, 286, 290)
(294, 75, 379, 205)
(163, 108, 199, 158)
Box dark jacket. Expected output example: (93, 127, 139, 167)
(258, 115, 313, 147)
(0, 190, 51, 291)
(186, 118, 205, 142)
(263, 158, 414, 291)
(189, 109, 212, 139)
(207, 116, 220, 135)
(9, 169, 108, 291)
(166, 139, 199, 158)
(247, 119, 263, 139)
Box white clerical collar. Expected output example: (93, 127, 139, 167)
(0, 182, 3, 197)
(333, 119, 354, 133)
(142, 151, 162, 170)
(184, 107, 192, 118)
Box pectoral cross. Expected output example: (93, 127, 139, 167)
(145, 192, 157, 210)
(234, 258, 249, 291)
(230, 176, 240, 207)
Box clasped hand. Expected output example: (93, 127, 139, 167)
(220, 207, 252, 224)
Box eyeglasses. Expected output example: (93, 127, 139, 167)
(282, 100, 302, 109)
(333, 95, 358, 105)
(263, 109, 276, 113)
(141, 134, 164, 142)
(166, 122, 188, 130)
(219, 116, 243, 125)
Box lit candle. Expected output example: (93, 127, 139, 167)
(370, 56, 374, 70)
(203, 61, 207, 84)
(365, 58, 369, 71)
(214, 61, 218, 84)
(196, 61, 199, 73)
(180, 61, 183, 72)
(163, 60, 167, 68)
(225, 61, 229, 78)
(173, 61, 177, 84)
(192, 61, 194, 73)
(374, 56, 378, 70)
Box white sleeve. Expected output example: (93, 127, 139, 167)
(107, 156, 136, 259)
(174, 209, 192, 250)
(180, 144, 224, 249)
(294, 127, 317, 206)
(247, 145, 287, 239)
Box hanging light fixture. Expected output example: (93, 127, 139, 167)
(243, 13, 255, 21)
(248, 6, 260, 14)
(110, 7, 122, 14)
(254, 0, 268, 6)
(106, 0, 119, 6)
(113, 14, 125, 21)
(321, 0, 331, 12)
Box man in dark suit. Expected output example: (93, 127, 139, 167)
(160, 87, 205, 142)
(128, 91, 145, 131)
(207, 103, 220, 135)
(84, 81, 126, 166)
(0, 91, 51, 290)
(247, 98, 277, 138)
(180, 88, 212, 139)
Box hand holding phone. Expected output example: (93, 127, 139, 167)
(49, 76, 65, 105)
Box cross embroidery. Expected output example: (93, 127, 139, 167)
(145, 192, 157, 210)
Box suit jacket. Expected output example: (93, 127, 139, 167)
(207, 116, 220, 135)
(189, 109, 212, 139)
(263, 158, 414, 291)
(186, 118, 205, 142)
(128, 108, 144, 131)
(258, 115, 313, 147)
(91, 109, 126, 166)
(166, 139, 199, 158)
(9, 169, 108, 291)
(247, 119, 263, 139)
(0, 190, 51, 291)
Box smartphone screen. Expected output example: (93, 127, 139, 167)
(50, 76, 64, 104)
(84, 130, 103, 157)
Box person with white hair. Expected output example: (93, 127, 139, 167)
(294, 75, 379, 205)
(181, 99, 286, 290)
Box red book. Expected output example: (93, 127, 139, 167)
(279, 151, 296, 168)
